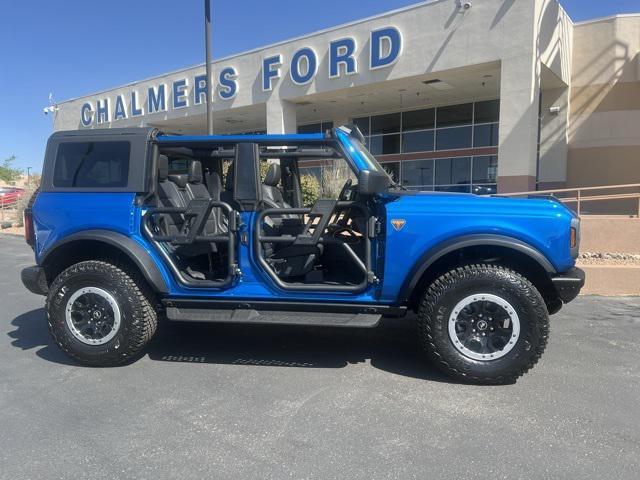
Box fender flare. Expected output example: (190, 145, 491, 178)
(40, 229, 169, 294)
(398, 234, 557, 303)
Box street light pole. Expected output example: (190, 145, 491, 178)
(204, 0, 214, 135)
(27, 167, 31, 188)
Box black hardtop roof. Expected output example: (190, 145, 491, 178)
(49, 127, 157, 141)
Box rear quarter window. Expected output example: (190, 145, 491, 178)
(53, 141, 130, 188)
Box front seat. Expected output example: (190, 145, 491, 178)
(262, 163, 290, 209)
(260, 163, 321, 279)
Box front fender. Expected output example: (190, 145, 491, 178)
(397, 234, 556, 304)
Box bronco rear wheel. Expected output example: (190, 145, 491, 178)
(46, 260, 158, 366)
(417, 264, 549, 384)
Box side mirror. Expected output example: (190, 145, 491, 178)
(358, 169, 389, 196)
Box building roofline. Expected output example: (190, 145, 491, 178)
(59, 0, 444, 105)
(573, 12, 640, 26)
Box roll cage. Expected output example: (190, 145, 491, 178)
(142, 126, 387, 292)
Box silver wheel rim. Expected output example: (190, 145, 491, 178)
(448, 293, 520, 361)
(65, 287, 121, 346)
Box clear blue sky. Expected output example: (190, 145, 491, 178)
(1, 0, 638, 173)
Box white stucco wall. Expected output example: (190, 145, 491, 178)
(52, 0, 574, 191)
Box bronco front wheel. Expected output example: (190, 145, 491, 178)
(46, 260, 158, 366)
(417, 264, 549, 384)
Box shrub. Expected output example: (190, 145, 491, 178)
(300, 174, 320, 206)
(14, 187, 38, 227)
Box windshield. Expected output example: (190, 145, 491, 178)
(350, 138, 400, 188)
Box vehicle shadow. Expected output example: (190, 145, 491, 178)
(8, 308, 460, 383)
(147, 316, 460, 383)
(8, 308, 79, 366)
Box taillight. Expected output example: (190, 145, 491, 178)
(24, 208, 35, 247)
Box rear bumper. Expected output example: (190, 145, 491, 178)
(551, 267, 585, 304)
(21, 265, 48, 296)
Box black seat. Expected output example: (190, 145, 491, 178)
(155, 157, 216, 258)
(184, 160, 220, 237)
(262, 163, 290, 209)
(156, 155, 186, 237)
(260, 163, 321, 279)
(167, 173, 190, 207)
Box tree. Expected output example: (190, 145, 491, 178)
(0, 156, 23, 184)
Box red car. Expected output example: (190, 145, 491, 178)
(0, 187, 25, 207)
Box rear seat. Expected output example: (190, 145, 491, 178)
(184, 160, 226, 234)
(156, 155, 185, 237)
(155, 156, 216, 257)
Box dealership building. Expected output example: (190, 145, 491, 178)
(52, 0, 640, 194)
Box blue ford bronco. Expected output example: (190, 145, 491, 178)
(21, 125, 584, 383)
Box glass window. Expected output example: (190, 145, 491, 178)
(473, 123, 499, 147)
(402, 108, 435, 131)
(436, 126, 472, 150)
(436, 185, 472, 193)
(169, 158, 189, 174)
(54, 141, 130, 188)
(435, 157, 471, 186)
(402, 130, 434, 153)
(474, 99, 500, 123)
(371, 112, 401, 134)
(472, 184, 497, 195)
(472, 155, 498, 184)
(353, 116, 370, 136)
(380, 162, 400, 183)
(320, 121, 334, 132)
(369, 134, 400, 155)
(436, 103, 473, 127)
(297, 123, 321, 134)
(402, 159, 434, 190)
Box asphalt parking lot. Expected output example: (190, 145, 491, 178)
(1, 233, 639, 480)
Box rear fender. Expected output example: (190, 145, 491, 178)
(39, 229, 169, 293)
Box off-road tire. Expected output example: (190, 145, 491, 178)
(46, 260, 158, 366)
(417, 264, 549, 384)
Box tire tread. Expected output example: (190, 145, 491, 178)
(417, 264, 549, 384)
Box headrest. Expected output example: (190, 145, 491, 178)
(158, 155, 169, 181)
(189, 161, 203, 184)
(168, 174, 188, 189)
(264, 163, 281, 187)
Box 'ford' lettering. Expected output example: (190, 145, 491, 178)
(79, 26, 402, 126)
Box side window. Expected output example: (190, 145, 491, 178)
(169, 158, 189, 174)
(53, 141, 130, 188)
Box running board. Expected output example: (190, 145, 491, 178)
(165, 306, 382, 328)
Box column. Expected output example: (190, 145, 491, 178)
(497, 55, 541, 193)
(537, 85, 569, 190)
(266, 98, 297, 134)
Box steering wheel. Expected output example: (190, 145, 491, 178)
(337, 178, 353, 201)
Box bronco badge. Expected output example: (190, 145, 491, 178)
(391, 219, 406, 231)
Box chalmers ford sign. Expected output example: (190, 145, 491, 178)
(79, 27, 402, 127)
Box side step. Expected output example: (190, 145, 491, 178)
(165, 306, 382, 328)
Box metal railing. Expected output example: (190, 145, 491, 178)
(492, 183, 640, 217)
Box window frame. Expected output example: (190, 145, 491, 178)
(40, 130, 152, 193)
